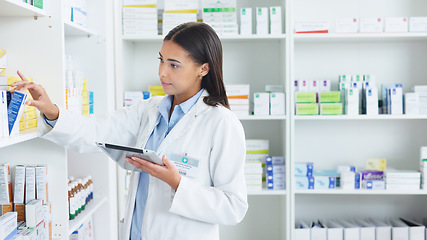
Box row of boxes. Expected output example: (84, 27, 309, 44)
(21, 0, 43, 9)
(296, 218, 427, 240)
(296, 17, 427, 34)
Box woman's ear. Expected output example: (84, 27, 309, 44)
(200, 63, 209, 77)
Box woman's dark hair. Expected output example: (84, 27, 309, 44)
(164, 22, 229, 109)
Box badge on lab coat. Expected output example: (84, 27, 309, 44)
(169, 154, 199, 178)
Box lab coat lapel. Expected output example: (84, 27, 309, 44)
(157, 91, 211, 154)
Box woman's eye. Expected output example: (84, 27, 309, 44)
(158, 57, 163, 63)
(171, 64, 178, 68)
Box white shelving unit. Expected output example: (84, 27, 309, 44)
(0, 0, 118, 239)
(290, 0, 427, 239)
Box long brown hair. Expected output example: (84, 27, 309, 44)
(164, 22, 229, 108)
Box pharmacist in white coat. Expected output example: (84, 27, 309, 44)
(13, 22, 248, 240)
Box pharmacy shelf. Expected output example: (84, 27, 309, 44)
(0, 0, 46, 17)
(294, 33, 427, 43)
(64, 21, 97, 36)
(293, 115, 427, 121)
(122, 34, 286, 42)
(248, 189, 287, 196)
(0, 128, 41, 149)
(68, 196, 107, 235)
(239, 115, 287, 120)
(295, 189, 427, 195)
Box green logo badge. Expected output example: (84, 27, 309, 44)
(182, 157, 188, 163)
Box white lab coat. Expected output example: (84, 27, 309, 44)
(39, 90, 248, 240)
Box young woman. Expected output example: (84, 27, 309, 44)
(13, 22, 248, 240)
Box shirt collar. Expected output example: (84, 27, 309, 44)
(157, 88, 205, 119)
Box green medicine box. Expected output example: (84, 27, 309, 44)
(320, 103, 343, 115)
(295, 92, 317, 103)
(319, 91, 341, 103)
(33, 0, 43, 9)
(296, 104, 319, 115)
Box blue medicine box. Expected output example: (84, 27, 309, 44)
(295, 162, 313, 177)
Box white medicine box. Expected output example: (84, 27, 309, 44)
(385, 17, 408, 33)
(256, 7, 269, 35)
(240, 8, 252, 35)
(409, 17, 427, 32)
(254, 92, 270, 115)
(335, 18, 359, 33)
(270, 92, 285, 115)
(360, 18, 383, 33)
(270, 6, 282, 34)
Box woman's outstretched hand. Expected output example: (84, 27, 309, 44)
(12, 71, 59, 120)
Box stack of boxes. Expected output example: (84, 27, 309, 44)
(122, 0, 158, 36)
(339, 74, 379, 115)
(202, 0, 238, 36)
(385, 170, 421, 190)
(82, 79, 94, 116)
(295, 80, 331, 115)
(420, 147, 427, 190)
(63, 0, 88, 27)
(163, 0, 198, 36)
(405, 85, 427, 114)
(0, 50, 38, 137)
(254, 7, 282, 35)
(0, 164, 52, 239)
(253, 85, 285, 116)
(245, 139, 269, 190)
(65, 55, 94, 116)
(295, 163, 337, 190)
(294, 162, 314, 189)
(225, 84, 249, 117)
(381, 83, 403, 115)
(265, 156, 285, 190)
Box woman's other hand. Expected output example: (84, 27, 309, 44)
(126, 155, 182, 190)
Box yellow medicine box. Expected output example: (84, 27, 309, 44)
(19, 119, 38, 131)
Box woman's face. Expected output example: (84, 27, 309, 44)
(158, 40, 208, 102)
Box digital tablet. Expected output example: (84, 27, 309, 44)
(96, 142, 164, 172)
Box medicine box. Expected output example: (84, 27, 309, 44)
(270, 6, 282, 34)
(336, 18, 359, 33)
(265, 156, 285, 165)
(295, 20, 329, 33)
(314, 176, 336, 189)
(339, 75, 351, 82)
(409, 17, 427, 32)
(365, 87, 379, 115)
(319, 91, 340, 103)
(345, 88, 359, 115)
(366, 158, 387, 171)
(308, 80, 320, 92)
(364, 75, 376, 82)
(352, 75, 363, 82)
(254, 92, 270, 115)
(246, 139, 269, 153)
(240, 8, 252, 35)
(256, 7, 268, 35)
(363, 180, 385, 190)
(360, 170, 384, 181)
(320, 103, 342, 115)
(296, 92, 317, 103)
(25, 199, 43, 228)
(360, 18, 383, 33)
(385, 17, 408, 33)
(319, 80, 331, 92)
(295, 176, 314, 189)
(35, 165, 48, 204)
(296, 104, 318, 115)
(14, 165, 25, 204)
(25, 166, 36, 204)
(295, 162, 314, 177)
(270, 92, 285, 115)
(0, 212, 17, 240)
